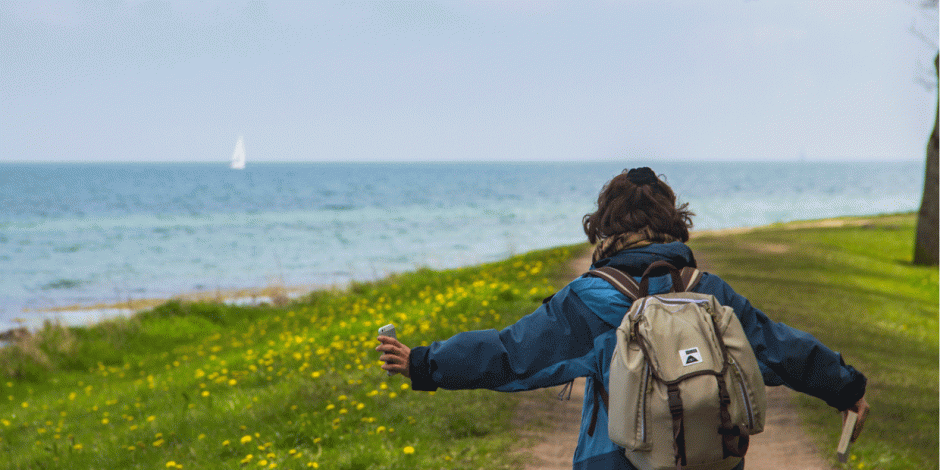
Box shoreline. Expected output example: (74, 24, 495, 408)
(3, 213, 909, 335)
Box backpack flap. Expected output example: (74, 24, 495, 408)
(633, 294, 726, 383)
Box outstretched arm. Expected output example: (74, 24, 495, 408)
(405, 285, 609, 392)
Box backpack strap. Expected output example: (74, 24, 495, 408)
(639, 261, 684, 297)
(679, 267, 703, 292)
(588, 264, 703, 297)
(667, 383, 688, 469)
(585, 267, 642, 300)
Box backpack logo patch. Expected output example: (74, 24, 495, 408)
(680, 347, 703, 366)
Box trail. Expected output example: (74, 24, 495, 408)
(513, 247, 836, 470)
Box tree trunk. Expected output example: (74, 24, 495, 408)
(913, 53, 939, 266)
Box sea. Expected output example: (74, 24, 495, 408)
(0, 161, 924, 331)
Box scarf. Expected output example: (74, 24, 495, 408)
(591, 227, 679, 263)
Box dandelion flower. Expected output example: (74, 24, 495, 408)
(403, 446, 415, 455)
(258, 460, 268, 466)
(241, 435, 253, 444)
(201, 391, 210, 397)
(153, 439, 165, 447)
(222, 440, 231, 446)
(147, 415, 156, 422)
(166, 462, 177, 468)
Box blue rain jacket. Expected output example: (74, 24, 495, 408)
(408, 242, 866, 470)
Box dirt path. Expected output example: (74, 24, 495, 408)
(513, 248, 836, 470)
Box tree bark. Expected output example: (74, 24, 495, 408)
(913, 53, 939, 266)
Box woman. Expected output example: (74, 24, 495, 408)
(376, 167, 869, 470)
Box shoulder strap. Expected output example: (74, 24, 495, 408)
(585, 266, 642, 300)
(679, 267, 703, 292)
(588, 265, 704, 297)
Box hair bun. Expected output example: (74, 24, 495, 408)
(625, 167, 657, 186)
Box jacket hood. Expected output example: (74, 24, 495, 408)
(590, 241, 697, 277)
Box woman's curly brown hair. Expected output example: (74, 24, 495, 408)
(582, 168, 695, 244)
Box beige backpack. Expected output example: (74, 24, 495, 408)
(586, 261, 766, 470)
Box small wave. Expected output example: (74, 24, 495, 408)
(321, 204, 359, 211)
(40, 279, 83, 290)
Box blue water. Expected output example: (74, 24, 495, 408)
(0, 161, 923, 330)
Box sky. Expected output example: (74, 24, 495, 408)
(1, 1, 937, 163)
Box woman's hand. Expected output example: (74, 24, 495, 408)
(843, 396, 870, 442)
(376, 336, 411, 378)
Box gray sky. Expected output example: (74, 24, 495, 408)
(1, 1, 937, 163)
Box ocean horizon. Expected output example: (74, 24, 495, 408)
(0, 160, 924, 331)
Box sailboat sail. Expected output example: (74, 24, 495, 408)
(231, 136, 246, 169)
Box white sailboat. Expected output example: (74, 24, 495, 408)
(230, 136, 246, 170)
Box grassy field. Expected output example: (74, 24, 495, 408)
(689, 213, 938, 470)
(0, 245, 577, 469)
(0, 213, 935, 469)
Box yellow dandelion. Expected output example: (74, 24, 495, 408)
(101, 418, 109, 424)
(201, 391, 210, 397)
(222, 440, 231, 446)
(240, 435, 253, 444)
(166, 462, 177, 468)
(258, 460, 268, 466)
(73, 443, 83, 450)
(20, 402, 28, 408)
(307, 463, 319, 468)
(403, 446, 415, 455)
(147, 415, 156, 422)
(153, 439, 165, 447)
(228, 379, 237, 386)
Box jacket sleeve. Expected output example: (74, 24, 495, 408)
(698, 273, 866, 410)
(409, 285, 608, 392)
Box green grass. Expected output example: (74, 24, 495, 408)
(689, 213, 938, 470)
(1, 213, 935, 470)
(0, 245, 578, 469)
